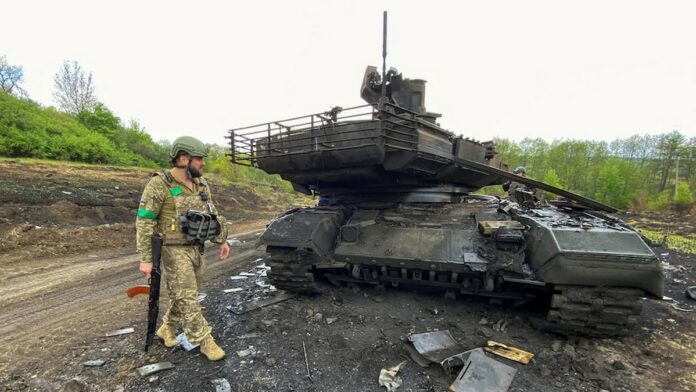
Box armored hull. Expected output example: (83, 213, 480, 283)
(228, 69, 664, 336)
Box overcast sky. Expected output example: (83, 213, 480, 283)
(2, 0, 695, 145)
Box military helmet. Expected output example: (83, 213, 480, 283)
(170, 136, 208, 158)
(513, 166, 526, 174)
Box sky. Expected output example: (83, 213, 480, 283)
(2, 0, 695, 145)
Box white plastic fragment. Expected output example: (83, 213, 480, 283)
(378, 361, 407, 391)
(197, 292, 207, 302)
(230, 275, 249, 280)
(224, 288, 244, 293)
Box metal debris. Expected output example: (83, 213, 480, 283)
(82, 360, 106, 367)
(223, 288, 244, 293)
(326, 316, 338, 325)
(484, 340, 534, 364)
(136, 362, 174, 377)
(237, 333, 260, 339)
(230, 275, 249, 281)
(406, 330, 465, 365)
(227, 291, 295, 315)
(211, 378, 232, 392)
(104, 327, 134, 337)
(197, 292, 207, 302)
(239, 272, 257, 276)
(175, 333, 198, 351)
(237, 346, 256, 357)
(671, 303, 694, 312)
(378, 360, 407, 391)
(303, 341, 314, 382)
(449, 348, 516, 392)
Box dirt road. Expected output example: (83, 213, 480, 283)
(0, 224, 268, 388)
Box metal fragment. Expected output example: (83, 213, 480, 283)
(104, 327, 134, 337)
(407, 330, 464, 364)
(449, 349, 516, 392)
(136, 362, 174, 377)
(224, 288, 244, 293)
(686, 286, 696, 301)
(228, 291, 295, 315)
(82, 360, 106, 367)
(378, 360, 406, 391)
(197, 292, 207, 302)
(230, 275, 249, 280)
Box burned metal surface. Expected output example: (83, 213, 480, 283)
(448, 348, 516, 392)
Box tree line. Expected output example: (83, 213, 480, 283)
(0, 55, 294, 188)
(493, 133, 695, 212)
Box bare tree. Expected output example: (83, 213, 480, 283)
(0, 55, 28, 97)
(53, 60, 96, 113)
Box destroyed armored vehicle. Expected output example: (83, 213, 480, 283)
(227, 65, 664, 336)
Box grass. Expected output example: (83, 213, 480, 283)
(638, 228, 696, 255)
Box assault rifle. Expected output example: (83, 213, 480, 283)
(145, 234, 163, 352)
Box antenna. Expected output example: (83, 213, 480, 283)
(381, 11, 388, 99)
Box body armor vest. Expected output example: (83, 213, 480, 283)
(157, 171, 221, 245)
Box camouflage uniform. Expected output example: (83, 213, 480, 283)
(136, 171, 228, 344)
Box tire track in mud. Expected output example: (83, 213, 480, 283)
(0, 229, 265, 379)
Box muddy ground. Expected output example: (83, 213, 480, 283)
(1, 160, 695, 392)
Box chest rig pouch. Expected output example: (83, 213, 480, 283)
(162, 170, 221, 245)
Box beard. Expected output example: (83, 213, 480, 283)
(188, 164, 203, 178)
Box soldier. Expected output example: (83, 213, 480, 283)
(502, 166, 536, 203)
(136, 136, 230, 361)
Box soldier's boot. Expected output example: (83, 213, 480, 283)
(156, 324, 179, 348)
(200, 334, 225, 361)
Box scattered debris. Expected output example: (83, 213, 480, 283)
(265, 358, 277, 367)
(197, 292, 207, 302)
(239, 272, 256, 276)
(230, 275, 249, 281)
(61, 191, 73, 195)
(686, 286, 696, 301)
(227, 291, 295, 315)
(303, 341, 313, 382)
(176, 333, 198, 351)
(484, 340, 534, 364)
(211, 378, 232, 392)
(326, 316, 338, 325)
(237, 332, 260, 339)
(449, 348, 516, 392)
(82, 360, 105, 367)
(378, 360, 406, 391)
(405, 330, 465, 367)
(104, 327, 134, 337)
(551, 340, 563, 352)
(223, 288, 244, 293)
(227, 239, 243, 247)
(136, 362, 174, 377)
(147, 375, 159, 383)
(492, 318, 509, 332)
(236, 346, 257, 357)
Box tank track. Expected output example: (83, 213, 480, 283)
(546, 285, 644, 336)
(266, 247, 318, 294)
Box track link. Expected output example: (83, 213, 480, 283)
(266, 247, 318, 294)
(546, 285, 644, 336)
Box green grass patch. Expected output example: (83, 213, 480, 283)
(638, 228, 696, 255)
